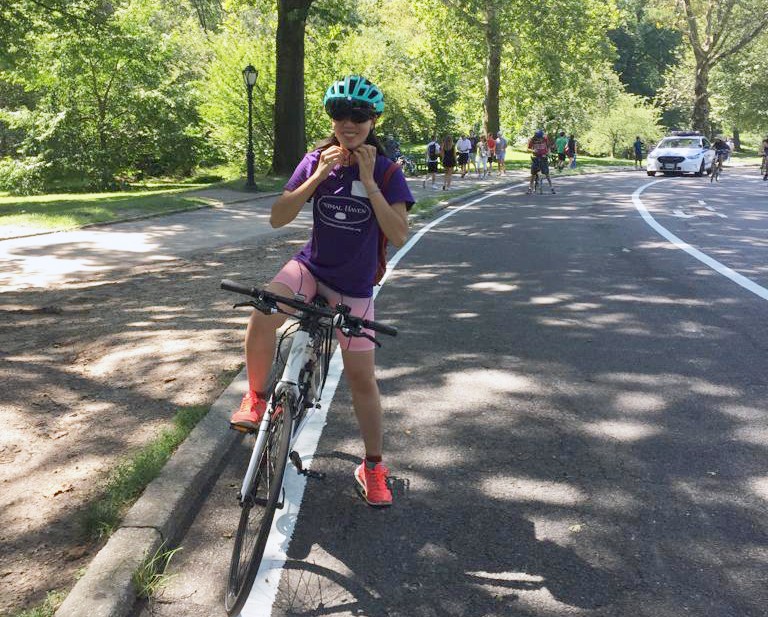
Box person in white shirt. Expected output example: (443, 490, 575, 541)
(475, 135, 489, 178)
(423, 135, 441, 189)
(456, 134, 472, 178)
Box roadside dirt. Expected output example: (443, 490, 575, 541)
(0, 230, 307, 616)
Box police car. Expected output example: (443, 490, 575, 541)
(646, 131, 716, 177)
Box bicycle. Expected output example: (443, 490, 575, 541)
(220, 279, 397, 616)
(710, 152, 725, 183)
(760, 154, 767, 180)
(533, 170, 544, 194)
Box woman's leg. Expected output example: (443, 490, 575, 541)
(341, 349, 383, 458)
(243, 282, 291, 394)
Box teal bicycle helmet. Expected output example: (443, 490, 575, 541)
(323, 75, 385, 116)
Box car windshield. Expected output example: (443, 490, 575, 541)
(659, 138, 700, 148)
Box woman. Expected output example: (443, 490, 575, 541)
(441, 135, 456, 190)
(230, 75, 414, 507)
(476, 135, 489, 178)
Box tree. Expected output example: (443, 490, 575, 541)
(272, 0, 314, 174)
(583, 91, 663, 157)
(668, 0, 768, 135)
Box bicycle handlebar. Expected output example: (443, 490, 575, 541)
(221, 279, 398, 337)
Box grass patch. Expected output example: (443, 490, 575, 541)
(133, 543, 182, 599)
(81, 405, 209, 540)
(0, 189, 211, 237)
(10, 590, 66, 617)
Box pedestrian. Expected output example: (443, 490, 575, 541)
(633, 136, 644, 169)
(487, 132, 496, 174)
(527, 128, 555, 194)
(424, 134, 440, 189)
(229, 75, 414, 508)
(456, 134, 471, 178)
(469, 130, 479, 176)
(495, 131, 508, 175)
(567, 134, 578, 169)
(475, 135, 489, 178)
(555, 131, 568, 171)
(441, 135, 456, 190)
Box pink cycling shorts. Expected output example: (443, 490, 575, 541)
(272, 259, 375, 352)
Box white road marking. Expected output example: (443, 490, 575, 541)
(697, 199, 727, 218)
(671, 209, 695, 218)
(240, 182, 528, 616)
(632, 181, 768, 302)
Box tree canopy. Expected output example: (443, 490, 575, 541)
(0, 0, 764, 194)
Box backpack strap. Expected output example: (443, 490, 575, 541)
(374, 160, 401, 285)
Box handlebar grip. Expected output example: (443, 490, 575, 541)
(221, 279, 256, 297)
(364, 320, 398, 337)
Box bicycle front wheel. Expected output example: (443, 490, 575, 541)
(225, 400, 293, 616)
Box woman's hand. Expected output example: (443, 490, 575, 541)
(314, 146, 347, 180)
(354, 144, 377, 185)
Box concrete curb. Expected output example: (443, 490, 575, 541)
(54, 375, 245, 617)
(52, 165, 632, 617)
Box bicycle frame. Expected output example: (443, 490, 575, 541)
(238, 327, 318, 503)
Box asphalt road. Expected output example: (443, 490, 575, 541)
(137, 168, 768, 617)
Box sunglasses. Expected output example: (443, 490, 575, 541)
(330, 108, 374, 123)
(327, 101, 375, 124)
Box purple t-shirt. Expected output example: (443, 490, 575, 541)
(284, 149, 415, 298)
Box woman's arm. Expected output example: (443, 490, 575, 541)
(354, 145, 409, 247)
(270, 146, 346, 228)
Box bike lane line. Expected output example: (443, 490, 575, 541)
(239, 183, 527, 617)
(632, 180, 768, 302)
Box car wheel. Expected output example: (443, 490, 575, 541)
(647, 171, 656, 176)
(695, 161, 704, 177)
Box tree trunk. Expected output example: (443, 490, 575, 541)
(483, 3, 501, 138)
(691, 59, 710, 136)
(272, 0, 313, 175)
(732, 128, 741, 151)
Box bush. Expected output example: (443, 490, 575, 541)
(0, 156, 48, 195)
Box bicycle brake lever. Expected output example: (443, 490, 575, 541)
(360, 331, 381, 348)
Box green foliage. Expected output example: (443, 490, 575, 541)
(197, 7, 277, 173)
(712, 32, 768, 133)
(609, 1, 682, 98)
(10, 590, 66, 617)
(582, 91, 663, 156)
(1, 0, 764, 187)
(0, 155, 48, 195)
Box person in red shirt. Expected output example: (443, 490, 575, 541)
(527, 129, 555, 194)
(486, 133, 496, 174)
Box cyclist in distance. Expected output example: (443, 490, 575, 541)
(527, 129, 555, 194)
(761, 136, 768, 180)
(712, 136, 731, 170)
(229, 75, 415, 507)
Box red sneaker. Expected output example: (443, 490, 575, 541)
(229, 392, 267, 433)
(354, 461, 392, 507)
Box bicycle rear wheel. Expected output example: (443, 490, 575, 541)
(225, 398, 293, 616)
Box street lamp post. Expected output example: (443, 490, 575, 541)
(242, 64, 258, 190)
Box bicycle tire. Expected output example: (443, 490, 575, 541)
(224, 398, 294, 616)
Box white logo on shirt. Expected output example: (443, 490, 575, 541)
(316, 195, 371, 232)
